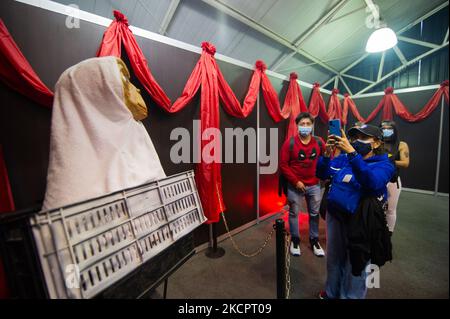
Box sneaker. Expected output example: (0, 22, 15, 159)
(290, 241, 301, 256)
(318, 290, 329, 299)
(311, 239, 325, 257)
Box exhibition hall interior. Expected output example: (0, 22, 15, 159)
(0, 0, 448, 300)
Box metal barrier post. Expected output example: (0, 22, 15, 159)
(275, 218, 286, 299)
(205, 223, 225, 258)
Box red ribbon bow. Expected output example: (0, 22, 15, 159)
(201, 42, 216, 55)
(289, 72, 298, 80)
(332, 88, 339, 95)
(255, 60, 267, 72)
(441, 80, 449, 87)
(384, 87, 394, 94)
(113, 10, 129, 26)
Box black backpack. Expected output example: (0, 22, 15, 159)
(278, 135, 323, 196)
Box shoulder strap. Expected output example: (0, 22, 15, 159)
(313, 135, 323, 154)
(289, 136, 295, 152)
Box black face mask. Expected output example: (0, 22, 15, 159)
(351, 140, 373, 156)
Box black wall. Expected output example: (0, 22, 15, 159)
(350, 90, 449, 192)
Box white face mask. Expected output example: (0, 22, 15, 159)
(298, 126, 313, 136)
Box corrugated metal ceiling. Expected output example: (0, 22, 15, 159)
(51, 0, 447, 85)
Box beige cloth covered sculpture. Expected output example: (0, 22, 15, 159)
(42, 56, 166, 211)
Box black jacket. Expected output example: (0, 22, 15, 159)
(347, 196, 392, 276)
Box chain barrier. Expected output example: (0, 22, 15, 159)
(221, 212, 291, 298)
(221, 212, 275, 258)
(284, 232, 291, 299)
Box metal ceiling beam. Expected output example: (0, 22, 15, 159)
(397, 36, 440, 49)
(443, 28, 449, 44)
(354, 41, 449, 96)
(334, 76, 339, 88)
(159, 0, 180, 35)
(201, 0, 341, 75)
(339, 75, 353, 95)
(271, 51, 297, 72)
(393, 46, 408, 65)
(340, 53, 370, 74)
(271, 0, 350, 71)
(328, 5, 367, 24)
(377, 51, 385, 81)
(322, 75, 338, 88)
(322, 1, 449, 93)
(293, 0, 350, 47)
(341, 73, 374, 84)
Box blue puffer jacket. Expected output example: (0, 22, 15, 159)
(316, 153, 394, 214)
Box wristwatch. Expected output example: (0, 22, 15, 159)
(347, 151, 358, 160)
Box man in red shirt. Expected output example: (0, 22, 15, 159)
(280, 112, 325, 257)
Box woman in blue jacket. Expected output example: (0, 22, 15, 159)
(316, 124, 394, 299)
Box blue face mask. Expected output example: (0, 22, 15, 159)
(298, 126, 312, 137)
(382, 129, 394, 138)
(351, 139, 373, 156)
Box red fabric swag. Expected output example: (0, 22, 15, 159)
(342, 82, 448, 125)
(217, 59, 260, 118)
(308, 83, 329, 123)
(97, 11, 171, 109)
(259, 61, 291, 122)
(342, 93, 366, 125)
(283, 72, 308, 140)
(390, 82, 449, 122)
(327, 88, 343, 122)
(0, 19, 53, 107)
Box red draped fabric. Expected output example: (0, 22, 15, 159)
(284, 72, 308, 140)
(159, 42, 224, 223)
(327, 88, 343, 122)
(217, 59, 261, 118)
(259, 62, 292, 122)
(390, 81, 449, 122)
(97, 11, 171, 109)
(0, 19, 53, 107)
(342, 93, 366, 125)
(444, 80, 450, 103)
(342, 93, 385, 124)
(308, 83, 329, 123)
(342, 82, 449, 125)
(0, 145, 14, 299)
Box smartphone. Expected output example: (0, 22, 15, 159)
(329, 119, 342, 137)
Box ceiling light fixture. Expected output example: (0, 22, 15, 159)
(365, 0, 397, 53)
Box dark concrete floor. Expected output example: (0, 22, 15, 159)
(155, 192, 448, 299)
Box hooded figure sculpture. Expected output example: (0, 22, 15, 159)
(42, 56, 166, 211)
